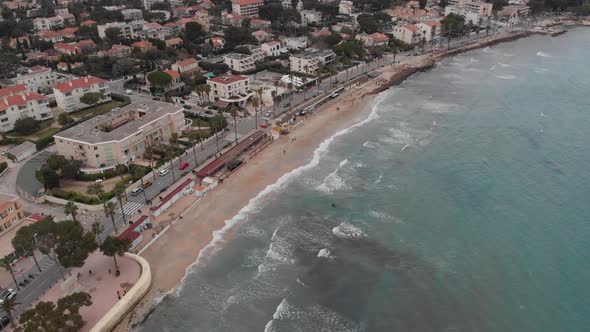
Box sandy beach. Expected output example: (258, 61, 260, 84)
(115, 28, 542, 330)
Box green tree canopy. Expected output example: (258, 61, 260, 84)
(104, 27, 121, 41)
(100, 236, 131, 272)
(184, 22, 205, 43)
(357, 13, 378, 34)
(80, 92, 102, 105)
(17, 292, 92, 332)
(147, 71, 173, 87)
(13, 117, 40, 135)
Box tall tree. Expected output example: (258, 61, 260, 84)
(99, 236, 131, 274)
(12, 225, 42, 272)
(1, 297, 18, 328)
(53, 220, 98, 268)
(113, 182, 128, 225)
(229, 107, 238, 142)
(79, 92, 102, 106)
(164, 147, 177, 182)
(0, 256, 19, 290)
(64, 201, 79, 223)
(91, 221, 104, 245)
(104, 201, 118, 234)
(17, 292, 92, 331)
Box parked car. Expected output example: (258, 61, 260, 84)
(142, 181, 153, 189)
(130, 187, 143, 196)
(125, 89, 133, 94)
(0, 316, 9, 329)
(179, 161, 190, 170)
(226, 159, 243, 171)
(0, 289, 16, 305)
(159, 169, 169, 176)
(259, 123, 270, 128)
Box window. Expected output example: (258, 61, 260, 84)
(12, 216, 17, 222)
(7, 206, 13, 212)
(94, 146, 98, 150)
(95, 154, 99, 158)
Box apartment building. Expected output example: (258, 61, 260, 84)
(0, 193, 24, 233)
(339, 0, 354, 15)
(207, 74, 252, 106)
(0, 85, 52, 131)
(289, 49, 336, 74)
(53, 76, 111, 113)
(392, 24, 424, 45)
(232, 0, 264, 18)
(33, 13, 75, 31)
(54, 101, 187, 170)
(300, 10, 323, 26)
(96, 44, 132, 58)
(282, 36, 309, 50)
(223, 45, 264, 73)
(171, 58, 199, 74)
(121, 8, 143, 21)
(445, 0, 493, 24)
(97, 21, 137, 39)
(355, 32, 390, 47)
(14, 66, 58, 93)
(261, 41, 285, 57)
(416, 20, 442, 42)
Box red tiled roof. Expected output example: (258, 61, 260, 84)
(208, 74, 248, 85)
(164, 69, 180, 78)
(27, 213, 45, 222)
(404, 25, 420, 32)
(176, 58, 198, 67)
(264, 41, 280, 46)
(80, 20, 97, 26)
(150, 179, 193, 212)
(0, 85, 27, 97)
(250, 18, 269, 24)
(144, 22, 163, 29)
(425, 20, 442, 27)
(369, 32, 389, 41)
(252, 30, 268, 35)
(53, 76, 106, 93)
(54, 42, 77, 53)
(232, 0, 263, 5)
(0, 92, 46, 111)
(131, 41, 153, 48)
(166, 37, 183, 45)
(118, 215, 150, 242)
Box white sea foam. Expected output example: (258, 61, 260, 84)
(332, 222, 367, 239)
(316, 171, 350, 193)
(374, 174, 383, 184)
(339, 158, 349, 167)
(496, 75, 516, 80)
(498, 62, 511, 67)
(536, 51, 551, 57)
(317, 248, 334, 259)
(265, 299, 359, 332)
(161, 91, 388, 299)
(362, 140, 379, 148)
(369, 210, 404, 223)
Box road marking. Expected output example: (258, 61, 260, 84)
(120, 201, 144, 215)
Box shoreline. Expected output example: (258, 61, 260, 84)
(116, 28, 554, 330)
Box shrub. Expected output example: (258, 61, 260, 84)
(35, 136, 55, 150)
(0, 162, 7, 174)
(14, 117, 40, 135)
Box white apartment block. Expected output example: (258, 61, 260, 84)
(393, 25, 424, 45)
(445, 0, 493, 24)
(223, 45, 264, 72)
(261, 41, 285, 57)
(232, 0, 264, 18)
(143, 0, 160, 9)
(0, 85, 52, 132)
(33, 13, 75, 31)
(97, 21, 137, 39)
(289, 49, 336, 74)
(54, 101, 187, 170)
(121, 8, 143, 21)
(300, 10, 323, 26)
(339, 0, 354, 15)
(53, 76, 111, 113)
(282, 36, 309, 50)
(416, 20, 442, 42)
(207, 74, 252, 106)
(14, 66, 58, 93)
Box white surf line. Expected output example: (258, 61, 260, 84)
(490, 65, 497, 71)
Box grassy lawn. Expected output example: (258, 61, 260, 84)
(70, 101, 125, 120)
(190, 118, 211, 128)
(8, 119, 61, 141)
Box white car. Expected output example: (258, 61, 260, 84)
(125, 89, 133, 94)
(159, 169, 169, 176)
(0, 288, 16, 304)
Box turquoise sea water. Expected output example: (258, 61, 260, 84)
(140, 28, 590, 332)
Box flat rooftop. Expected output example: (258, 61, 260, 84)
(291, 48, 335, 60)
(54, 100, 183, 144)
(223, 53, 252, 60)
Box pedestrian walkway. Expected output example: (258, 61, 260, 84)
(120, 201, 144, 216)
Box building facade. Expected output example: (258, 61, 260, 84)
(171, 58, 200, 74)
(0, 85, 52, 131)
(232, 0, 264, 18)
(445, 0, 493, 24)
(53, 76, 111, 113)
(54, 101, 187, 170)
(261, 41, 285, 57)
(289, 49, 336, 74)
(393, 24, 424, 45)
(0, 193, 24, 233)
(14, 66, 58, 93)
(207, 74, 252, 106)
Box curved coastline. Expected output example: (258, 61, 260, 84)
(116, 27, 566, 331)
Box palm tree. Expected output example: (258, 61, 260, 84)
(143, 145, 156, 181)
(0, 257, 19, 290)
(287, 81, 294, 112)
(392, 45, 398, 64)
(104, 201, 118, 234)
(271, 90, 277, 117)
(187, 131, 200, 166)
(229, 107, 238, 142)
(252, 97, 259, 130)
(316, 70, 322, 94)
(91, 221, 104, 244)
(64, 201, 79, 222)
(114, 163, 126, 180)
(170, 133, 181, 162)
(1, 297, 19, 328)
(165, 147, 177, 182)
(210, 114, 222, 154)
(201, 84, 211, 103)
(113, 182, 127, 225)
(302, 75, 308, 100)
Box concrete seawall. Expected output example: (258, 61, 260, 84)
(89, 253, 151, 332)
